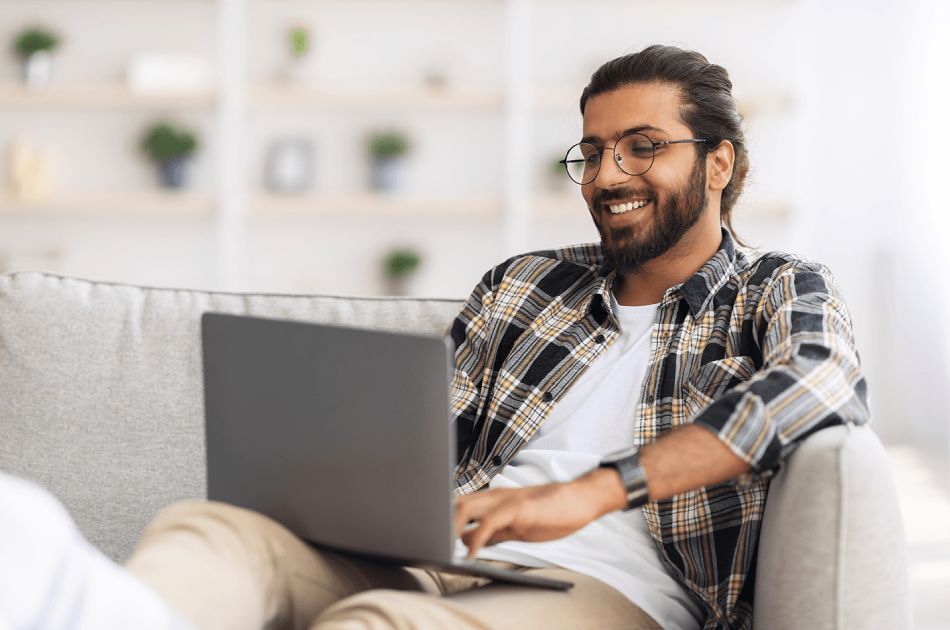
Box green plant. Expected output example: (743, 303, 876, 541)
(289, 28, 308, 56)
(551, 156, 567, 175)
(368, 132, 411, 158)
(140, 121, 199, 163)
(13, 27, 60, 57)
(383, 249, 421, 278)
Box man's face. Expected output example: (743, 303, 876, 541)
(580, 82, 710, 275)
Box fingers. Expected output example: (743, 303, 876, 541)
(461, 513, 516, 558)
(455, 490, 520, 558)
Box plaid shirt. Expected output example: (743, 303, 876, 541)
(448, 229, 870, 630)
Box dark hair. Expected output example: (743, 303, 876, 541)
(580, 45, 749, 244)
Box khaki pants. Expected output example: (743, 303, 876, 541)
(126, 501, 662, 630)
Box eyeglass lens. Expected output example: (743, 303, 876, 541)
(563, 133, 656, 185)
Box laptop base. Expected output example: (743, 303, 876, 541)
(308, 543, 574, 591)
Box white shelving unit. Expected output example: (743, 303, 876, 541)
(0, 0, 798, 296)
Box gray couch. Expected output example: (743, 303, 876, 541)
(0, 270, 911, 629)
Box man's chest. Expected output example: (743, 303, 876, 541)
(477, 295, 762, 449)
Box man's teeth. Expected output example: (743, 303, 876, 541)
(608, 200, 649, 214)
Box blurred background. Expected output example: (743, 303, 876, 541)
(1, 0, 948, 626)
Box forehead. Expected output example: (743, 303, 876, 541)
(581, 82, 687, 141)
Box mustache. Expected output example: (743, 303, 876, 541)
(592, 186, 656, 206)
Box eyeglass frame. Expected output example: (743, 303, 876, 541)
(559, 132, 711, 185)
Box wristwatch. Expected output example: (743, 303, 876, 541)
(599, 447, 649, 510)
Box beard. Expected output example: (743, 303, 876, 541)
(591, 156, 709, 276)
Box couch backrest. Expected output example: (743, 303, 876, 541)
(0, 271, 464, 562)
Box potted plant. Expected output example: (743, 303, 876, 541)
(13, 26, 60, 89)
(140, 121, 199, 189)
(289, 27, 309, 57)
(547, 154, 571, 193)
(367, 131, 411, 192)
(382, 248, 422, 296)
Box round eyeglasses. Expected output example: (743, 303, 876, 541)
(559, 132, 709, 185)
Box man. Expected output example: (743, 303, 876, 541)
(126, 45, 869, 630)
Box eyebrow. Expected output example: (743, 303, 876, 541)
(580, 125, 666, 146)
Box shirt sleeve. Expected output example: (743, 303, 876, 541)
(690, 260, 870, 479)
(447, 266, 495, 477)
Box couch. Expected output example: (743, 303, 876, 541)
(0, 270, 910, 629)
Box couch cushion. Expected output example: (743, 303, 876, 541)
(754, 423, 911, 629)
(0, 270, 464, 562)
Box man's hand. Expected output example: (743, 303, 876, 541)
(455, 467, 627, 558)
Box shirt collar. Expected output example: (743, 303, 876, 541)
(575, 247, 615, 320)
(577, 228, 737, 320)
(678, 228, 738, 318)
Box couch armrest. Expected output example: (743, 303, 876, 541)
(754, 424, 910, 629)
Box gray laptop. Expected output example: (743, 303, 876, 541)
(201, 312, 572, 590)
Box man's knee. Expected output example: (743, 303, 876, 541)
(136, 500, 274, 552)
(314, 590, 487, 630)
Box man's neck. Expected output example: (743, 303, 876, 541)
(611, 223, 723, 307)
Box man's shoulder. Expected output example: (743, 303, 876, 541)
(734, 246, 840, 293)
(482, 243, 605, 290)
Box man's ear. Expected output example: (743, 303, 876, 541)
(707, 140, 735, 192)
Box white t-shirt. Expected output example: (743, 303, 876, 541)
(455, 295, 704, 630)
(0, 473, 194, 630)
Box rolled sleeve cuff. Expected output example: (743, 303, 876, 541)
(691, 389, 783, 480)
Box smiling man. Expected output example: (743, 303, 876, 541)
(127, 45, 869, 630)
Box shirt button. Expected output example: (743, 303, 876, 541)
(647, 395, 655, 404)
(542, 392, 554, 402)
(491, 455, 503, 466)
(595, 335, 606, 344)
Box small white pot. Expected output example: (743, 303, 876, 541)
(23, 51, 53, 89)
(371, 156, 404, 192)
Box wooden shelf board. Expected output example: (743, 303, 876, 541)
(248, 193, 503, 217)
(0, 84, 217, 109)
(248, 85, 504, 111)
(0, 191, 215, 215)
(0, 191, 791, 222)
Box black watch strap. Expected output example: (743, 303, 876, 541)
(599, 448, 649, 510)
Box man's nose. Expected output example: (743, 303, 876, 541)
(593, 150, 631, 188)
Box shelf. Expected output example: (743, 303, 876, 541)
(0, 191, 215, 215)
(0, 84, 217, 110)
(248, 193, 503, 218)
(0, 191, 789, 224)
(248, 84, 504, 111)
(0, 82, 792, 117)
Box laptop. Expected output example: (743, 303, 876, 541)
(201, 312, 572, 590)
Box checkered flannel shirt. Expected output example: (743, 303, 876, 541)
(448, 229, 870, 630)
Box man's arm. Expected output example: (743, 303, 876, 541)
(457, 423, 749, 557)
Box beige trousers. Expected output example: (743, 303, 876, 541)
(126, 501, 662, 630)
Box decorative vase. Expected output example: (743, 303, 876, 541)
(371, 156, 403, 192)
(159, 155, 191, 188)
(22, 51, 53, 89)
(265, 138, 315, 193)
(384, 275, 411, 296)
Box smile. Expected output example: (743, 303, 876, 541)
(608, 200, 650, 214)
